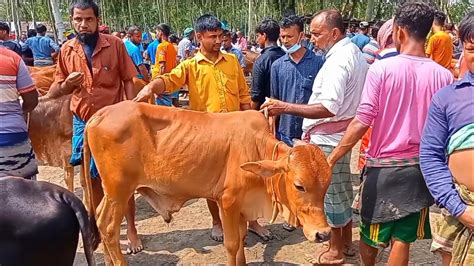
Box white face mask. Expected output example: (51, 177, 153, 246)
(282, 33, 303, 54)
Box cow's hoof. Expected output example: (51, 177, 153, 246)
(210, 224, 224, 242)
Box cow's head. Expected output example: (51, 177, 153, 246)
(241, 141, 331, 242)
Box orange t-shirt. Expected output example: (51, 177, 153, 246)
(426, 31, 453, 69)
(155, 40, 177, 74)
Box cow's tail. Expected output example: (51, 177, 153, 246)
(82, 123, 101, 263)
(60, 188, 100, 266)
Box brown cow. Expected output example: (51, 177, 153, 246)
(28, 66, 75, 191)
(28, 65, 56, 96)
(27, 66, 147, 192)
(243, 50, 259, 75)
(83, 101, 331, 265)
(29, 94, 75, 191)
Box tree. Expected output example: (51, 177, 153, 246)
(50, 0, 65, 42)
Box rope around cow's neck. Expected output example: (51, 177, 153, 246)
(269, 141, 284, 224)
(268, 141, 299, 227)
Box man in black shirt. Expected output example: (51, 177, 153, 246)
(251, 18, 285, 109)
(0, 22, 21, 56)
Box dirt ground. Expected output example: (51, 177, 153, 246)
(37, 150, 440, 265)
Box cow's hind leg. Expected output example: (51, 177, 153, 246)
(96, 195, 128, 265)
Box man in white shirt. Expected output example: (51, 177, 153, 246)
(262, 9, 368, 264)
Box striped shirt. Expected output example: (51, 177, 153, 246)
(0, 47, 36, 136)
(362, 39, 380, 64)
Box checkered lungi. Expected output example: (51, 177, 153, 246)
(0, 138, 38, 180)
(319, 144, 354, 228)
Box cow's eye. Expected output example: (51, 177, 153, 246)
(294, 184, 305, 192)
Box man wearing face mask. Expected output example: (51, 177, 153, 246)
(270, 15, 324, 147)
(48, 0, 144, 256)
(262, 9, 368, 264)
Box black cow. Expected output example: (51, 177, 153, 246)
(0, 176, 99, 266)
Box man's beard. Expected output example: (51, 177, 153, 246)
(76, 30, 99, 45)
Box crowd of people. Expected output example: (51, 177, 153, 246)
(0, 0, 472, 264)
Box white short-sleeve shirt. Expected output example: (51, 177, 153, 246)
(302, 37, 369, 146)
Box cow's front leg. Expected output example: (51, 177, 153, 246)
(97, 196, 127, 266)
(219, 196, 245, 266)
(236, 215, 247, 265)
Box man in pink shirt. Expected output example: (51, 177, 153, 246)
(236, 30, 248, 50)
(327, 2, 453, 265)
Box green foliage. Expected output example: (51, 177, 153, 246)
(0, 0, 471, 35)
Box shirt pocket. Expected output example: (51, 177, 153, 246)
(95, 66, 116, 87)
(221, 70, 239, 96)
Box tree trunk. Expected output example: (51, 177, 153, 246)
(50, 0, 65, 43)
(127, 0, 133, 25)
(319, 0, 324, 10)
(365, 0, 374, 21)
(11, 0, 21, 41)
(46, 0, 58, 42)
(247, 0, 253, 39)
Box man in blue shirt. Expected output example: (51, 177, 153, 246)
(146, 29, 160, 66)
(22, 24, 59, 66)
(351, 21, 370, 50)
(420, 12, 474, 265)
(270, 15, 324, 146)
(0, 22, 21, 55)
(221, 30, 246, 68)
(124, 26, 149, 82)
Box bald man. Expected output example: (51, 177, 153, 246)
(262, 9, 369, 264)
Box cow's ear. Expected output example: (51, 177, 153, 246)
(241, 160, 283, 178)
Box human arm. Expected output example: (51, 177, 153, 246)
(327, 119, 369, 168)
(157, 43, 167, 75)
(123, 79, 135, 100)
(133, 61, 187, 102)
(236, 59, 251, 110)
(16, 59, 38, 113)
(262, 61, 350, 119)
(48, 51, 85, 98)
(138, 64, 150, 82)
(419, 96, 467, 218)
(250, 58, 266, 109)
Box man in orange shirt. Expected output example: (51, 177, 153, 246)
(49, 0, 144, 255)
(153, 23, 179, 107)
(426, 11, 453, 69)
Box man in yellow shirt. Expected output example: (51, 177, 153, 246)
(426, 11, 453, 69)
(134, 14, 273, 242)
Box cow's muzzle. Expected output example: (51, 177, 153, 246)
(315, 231, 331, 243)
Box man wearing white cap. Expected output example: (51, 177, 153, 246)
(351, 21, 370, 50)
(178, 27, 195, 62)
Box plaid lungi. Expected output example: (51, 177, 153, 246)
(320, 144, 354, 228)
(431, 184, 474, 264)
(0, 138, 38, 180)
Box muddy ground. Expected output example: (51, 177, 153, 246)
(37, 158, 440, 265)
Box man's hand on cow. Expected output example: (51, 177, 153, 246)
(133, 85, 153, 102)
(260, 97, 288, 116)
(62, 72, 84, 92)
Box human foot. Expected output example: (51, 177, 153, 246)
(126, 229, 143, 254)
